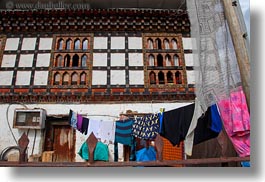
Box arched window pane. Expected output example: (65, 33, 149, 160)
(167, 71, 173, 83)
(64, 55, 71, 67)
(148, 39, 154, 49)
(165, 55, 171, 66)
(82, 39, 88, 50)
(149, 71, 156, 84)
(81, 55, 87, 67)
(148, 55, 154, 66)
(164, 39, 170, 49)
(157, 54, 163, 67)
(56, 55, 63, 67)
(156, 39, 162, 49)
(66, 39, 72, 50)
(172, 39, 178, 49)
(58, 39, 64, 50)
(174, 55, 179, 66)
(72, 54, 79, 67)
(54, 73, 60, 85)
(80, 72, 86, 85)
(74, 39, 81, 50)
(71, 73, 78, 85)
(158, 71, 165, 84)
(175, 71, 182, 84)
(63, 73, 69, 85)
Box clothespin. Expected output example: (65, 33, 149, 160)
(160, 108, 165, 113)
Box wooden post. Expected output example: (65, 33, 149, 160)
(222, 0, 250, 112)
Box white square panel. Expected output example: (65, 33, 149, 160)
(182, 38, 197, 50)
(111, 70, 125, 85)
(1, 54, 16, 67)
(92, 70, 107, 85)
(93, 37, 108, 49)
(184, 54, 194, 67)
(16, 71, 31, 85)
(18, 54, 34, 67)
(36, 53, 51, 67)
(5, 38, 19, 51)
(93, 53, 108, 67)
(128, 53, 143, 66)
(111, 37, 125, 49)
(21, 38, 37, 50)
(128, 37, 142, 49)
(186, 70, 195, 84)
(110, 53, 125, 66)
(129, 71, 144, 85)
(39, 38, 53, 50)
(34, 71, 49, 85)
(0, 71, 13, 85)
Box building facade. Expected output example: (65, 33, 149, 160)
(0, 8, 196, 162)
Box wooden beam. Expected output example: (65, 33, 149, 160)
(0, 157, 250, 167)
(222, 0, 250, 112)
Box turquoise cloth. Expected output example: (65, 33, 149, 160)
(78, 141, 109, 161)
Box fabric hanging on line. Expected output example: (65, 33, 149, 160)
(161, 103, 195, 147)
(210, 104, 223, 133)
(193, 106, 220, 145)
(87, 119, 116, 145)
(78, 141, 109, 161)
(217, 86, 250, 157)
(70, 111, 77, 129)
(184, 98, 203, 156)
(68, 109, 73, 125)
(186, 0, 243, 111)
(136, 146, 156, 162)
(81, 117, 89, 135)
(77, 114, 83, 132)
(114, 119, 135, 162)
(132, 113, 160, 140)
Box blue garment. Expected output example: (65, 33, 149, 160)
(114, 119, 136, 162)
(136, 146, 156, 162)
(158, 112, 164, 134)
(210, 104, 222, 133)
(241, 161, 250, 167)
(70, 111, 77, 129)
(132, 113, 160, 140)
(78, 141, 109, 161)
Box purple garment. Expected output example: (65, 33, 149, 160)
(77, 114, 83, 132)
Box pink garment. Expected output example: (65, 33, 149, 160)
(217, 86, 250, 157)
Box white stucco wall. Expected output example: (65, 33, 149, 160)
(0, 102, 193, 162)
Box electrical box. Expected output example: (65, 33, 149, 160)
(13, 108, 46, 129)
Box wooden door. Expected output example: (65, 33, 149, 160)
(53, 125, 75, 162)
(43, 117, 76, 162)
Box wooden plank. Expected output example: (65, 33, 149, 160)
(0, 157, 250, 167)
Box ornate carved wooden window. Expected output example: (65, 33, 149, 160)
(143, 33, 186, 88)
(51, 34, 92, 87)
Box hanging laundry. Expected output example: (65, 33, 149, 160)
(158, 112, 164, 134)
(81, 117, 89, 135)
(193, 106, 220, 145)
(87, 119, 116, 144)
(136, 146, 156, 162)
(87, 119, 101, 138)
(68, 109, 73, 125)
(210, 104, 223, 133)
(161, 103, 195, 147)
(77, 114, 83, 132)
(78, 141, 109, 161)
(184, 98, 203, 156)
(132, 113, 160, 140)
(114, 119, 135, 162)
(70, 110, 77, 129)
(217, 86, 250, 157)
(98, 120, 116, 144)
